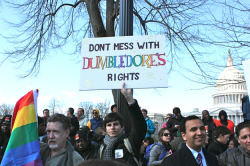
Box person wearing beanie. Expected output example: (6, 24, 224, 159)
(214, 110, 234, 138)
(0, 115, 12, 163)
(87, 109, 103, 132)
(75, 126, 99, 160)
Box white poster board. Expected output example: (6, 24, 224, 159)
(243, 59, 250, 99)
(79, 35, 167, 90)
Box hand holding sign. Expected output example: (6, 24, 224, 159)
(121, 82, 134, 104)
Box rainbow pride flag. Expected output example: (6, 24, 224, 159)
(1, 90, 43, 166)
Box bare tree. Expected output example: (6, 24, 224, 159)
(79, 101, 94, 119)
(0, 103, 14, 116)
(47, 97, 63, 115)
(1, 0, 249, 85)
(95, 100, 111, 118)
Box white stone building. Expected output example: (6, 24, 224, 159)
(148, 50, 248, 134)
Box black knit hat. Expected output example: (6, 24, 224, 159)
(1, 115, 12, 124)
(75, 126, 90, 141)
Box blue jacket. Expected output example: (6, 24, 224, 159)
(89, 118, 103, 132)
(145, 117, 156, 137)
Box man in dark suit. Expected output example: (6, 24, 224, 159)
(162, 115, 219, 166)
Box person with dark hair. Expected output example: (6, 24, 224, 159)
(142, 108, 156, 138)
(228, 137, 239, 149)
(169, 129, 184, 152)
(87, 109, 103, 132)
(37, 116, 47, 142)
(75, 126, 99, 160)
(218, 121, 250, 166)
(214, 110, 234, 138)
(166, 107, 184, 140)
(162, 115, 219, 166)
(98, 83, 147, 166)
(143, 137, 154, 149)
(161, 113, 172, 128)
(43, 109, 50, 125)
(208, 126, 230, 156)
(148, 128, 172, 166)
(76, 159, 130, 166)
(111, 104, 117, 113)
(77, 108, 89, 128)
(202, 110, 217, 146)
(0, 115, 12, 163)
(40, 113, 83, 165)
(67, 107, 80, 145)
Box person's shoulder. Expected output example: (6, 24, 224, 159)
(73, 150, 84, 164)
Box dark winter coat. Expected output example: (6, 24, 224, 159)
(98, 100, 147, 166)
(218, 145, 250, 166)
(208, 140, 228, 156)
(166, 115, 184, 139)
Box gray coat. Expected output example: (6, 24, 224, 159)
(149, 142, 171, 166)
(218, 145, 250, 166)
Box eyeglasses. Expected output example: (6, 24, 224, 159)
(163, 133, 171, 137)
(93, 112, 98, 115)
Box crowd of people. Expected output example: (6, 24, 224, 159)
(0, 83, 250, 166)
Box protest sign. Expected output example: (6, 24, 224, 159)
(79, 35, 167, 90)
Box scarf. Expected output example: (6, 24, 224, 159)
(103, 130, 126, 160)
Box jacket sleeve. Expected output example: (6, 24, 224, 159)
(166, 119, 177, 133)
(161, 122, 167, 128)
(227, 120, 234, 135)
(147, 120, 156, 134)
(128, 100, 147, 156)
(87, 120, 92, 131)
(149, 145, 164, 166)
(218, 149, 236, 166)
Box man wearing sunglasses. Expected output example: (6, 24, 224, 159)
(87, 109, 103, 132)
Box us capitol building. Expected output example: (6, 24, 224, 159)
(148, 50, 248, 132)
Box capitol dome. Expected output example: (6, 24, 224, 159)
(213, 50, 247, 105)
(216, 50, 245, 89)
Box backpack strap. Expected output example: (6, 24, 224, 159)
(99, 144, 105, 159)
(123, 138, 141, 166)
(155, 143, 166, 160)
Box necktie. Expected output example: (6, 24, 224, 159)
(196, 153, 203, 166)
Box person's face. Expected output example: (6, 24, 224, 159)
(202, 111, 209, 121)
(143, 140, 149, 148)
(67, 110, 71, 116)
(238, 127, 250, 153)
(219, 134, 230, 144)
(228, 139, 235, 148)
(161, 130, 171, 143)
(174, 113, 180, 119)
(93, 111, 98, 118)
(78, 109, 84, 116)
(1, 121, 11, 136)
(106, 120, 124, 137)
(112, 107, 117, 113)
(166, 115, 171, 121)
(142, 111, 147, 119)
(38, 123, 46, 136)
(46, 122, 69, 151)
(182, 119, 206, 152)
(43, 111, 49, 118)
(75, 138, 90, 152)
(221, 115, 225, 120)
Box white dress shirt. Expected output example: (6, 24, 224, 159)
(186, 144, 207, 166)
